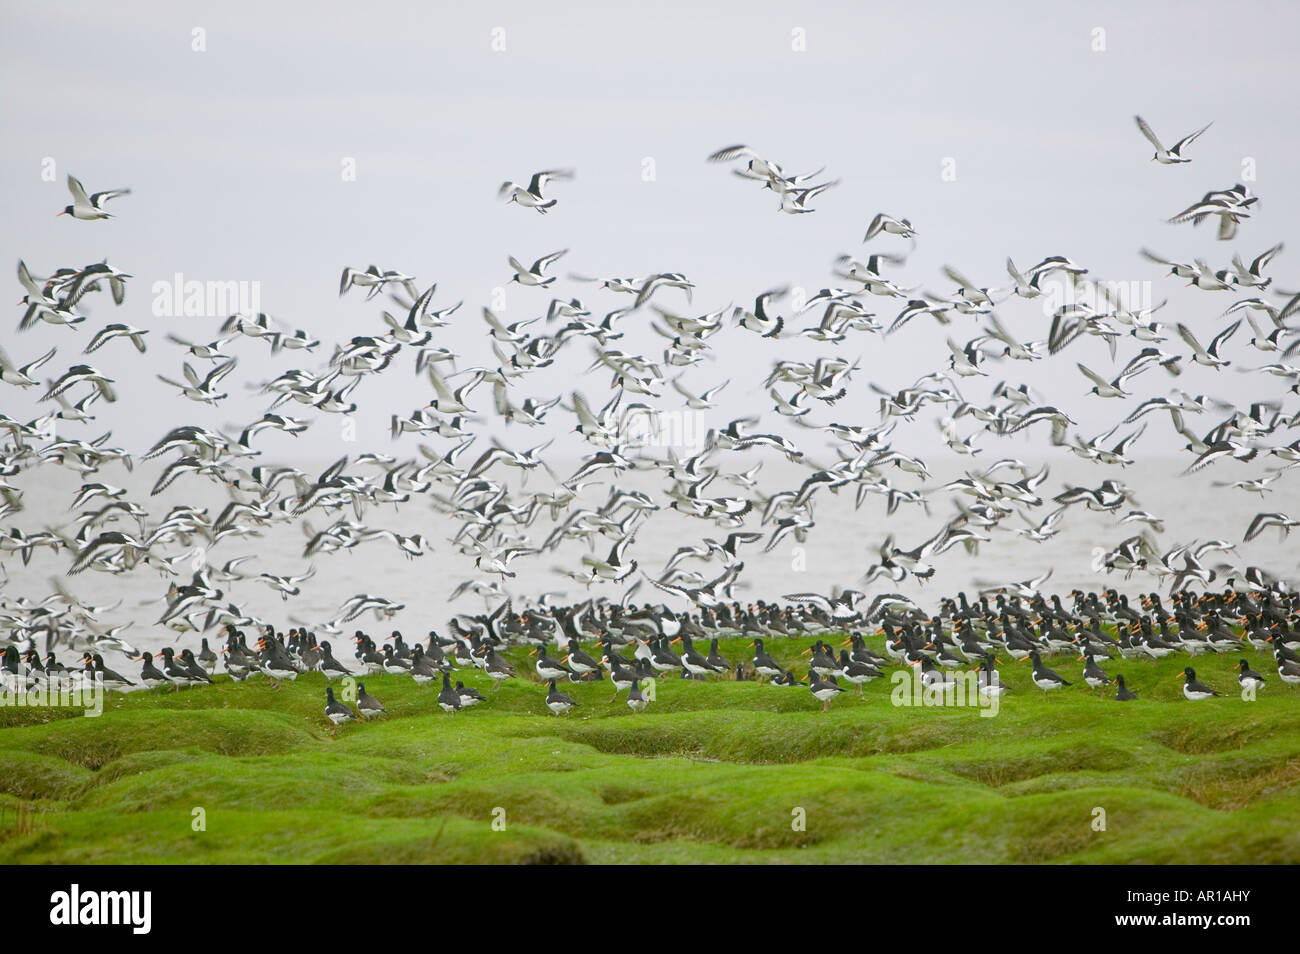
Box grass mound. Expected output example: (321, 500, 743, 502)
(1, 633, 1297, 863)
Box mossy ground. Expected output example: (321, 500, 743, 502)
(2, 635, 1297, 864)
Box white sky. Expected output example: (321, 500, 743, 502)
(2, 0, 1298, 460)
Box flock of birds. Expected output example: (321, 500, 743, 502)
(4, 116, 1300, 724)
(7, 584, 1299, 723)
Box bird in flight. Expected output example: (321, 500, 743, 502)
(1134, 115, 1212, 164)
(58, 174, 131, 220)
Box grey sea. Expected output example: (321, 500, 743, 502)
(3, 453, 1295, 667)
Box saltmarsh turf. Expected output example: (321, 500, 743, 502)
(1, 633, 1297, 864)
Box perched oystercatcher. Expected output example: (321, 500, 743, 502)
(139, 652, 171, 689)
(532, 644, 571, 682)
(1180, 667, 1222, 700)
(325, 687, 356, 725)
(1028, 651, 1071, 697)
(807, 668, 844, 712)
(749, 638, 783, 682)
(1081, 653, 1112, 692)
(456, 681, 485, 708)
(545, 679, 578, 716)
(1236, 657, 1266, 692)
(1114, 674, 1138, 701)
(357, 682, 387, 717)
(437, 672, 462, 713)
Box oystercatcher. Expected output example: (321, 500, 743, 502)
(159, 647, 198, 689)
(316, 640, 352, 680)
(58, 174, 131, 220)
(607, 657, 639, 701)
(437, 672, 462, 713)
(139, 652, 171, 689)
(836, 650, 882, 694)
(409, 647, 439, 685)
(357, 682, 387, 717)
(456, 681, 485, 708)
(564, 638, 601, 677)
(197, 638, 218, 673)
(325, 687, 356, 725)
(750, 638, 783, 681)
(626, 679, 649, 713)
(677, 634, 720, 678)
(381, 645, 412, 676)
(705, 638, 731, 673)
(807, 668, 845, 712)
(178, 648, 214, 685)
(1114, 674, 1138, 701)
(1028, 651, 1071, 697)
(84, 653, 134, 691)
(1134, 115, 1212, 164)
(1236, 658, 1266, 693)
(481, 647, 516, 688)
(1081, 653, 1111, 692)
(532, 644, 571, 682)
(545, 679, 579, 715)
(975, 655, 1010, 699)
(1179, 666, 1222, 700)
(802, 640, 839, 676)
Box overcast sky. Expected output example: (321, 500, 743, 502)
(2, 0, 1298, 460)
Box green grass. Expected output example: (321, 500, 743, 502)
(2, 634, 1298, 864)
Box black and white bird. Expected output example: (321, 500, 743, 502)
(1028, 651, 1071, 697)
(1134, 115, 1212, 164)
(437, 672, 462, 713)
(499, 169, 573, 213)
(1180, 666, 1222, 700)
(532, 644, 571, 682)
(807, 668, 845, 712)
(734, 288, 786, 338)
(1236, 658, 1266, 693)
(783, 590, 865, 622)
(356, 682, 387, 717)
(1081, 653, 1111, 692)
(325, 687, 356, 724)
(545, 679, 579, 715)
(1115, 674, 1138, 701)
(508, 249, 568, 287)
(139, 652, 171, 689)
(58, 174, 131, 220)
(864, 212, 917, 241)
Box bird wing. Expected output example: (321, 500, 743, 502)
(66, 174, 90, 205)
(1171, 121, 1212, 152)
(707, 144, 760, 163)
(1133, 115, 1165, 152)
(533, 249, 569, 273)
(1176, 324, 1209, 358)
(782, 592, 833, 614)
(1209, 319, 1241, 355)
